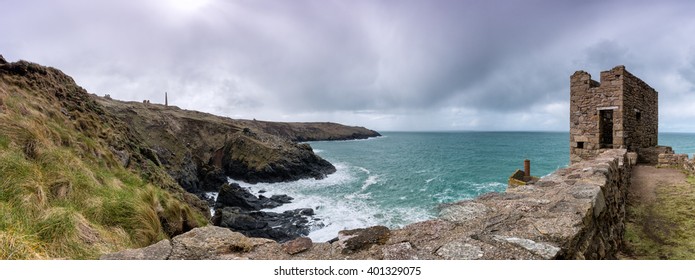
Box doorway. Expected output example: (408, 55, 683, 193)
(599, 109, 614, 148)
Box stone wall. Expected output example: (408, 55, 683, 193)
(658, 153, 695, 174)
(103, 149, 634, 260)
(570, 66, 658, 163)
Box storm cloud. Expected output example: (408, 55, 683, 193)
(3, 0, 695, 131)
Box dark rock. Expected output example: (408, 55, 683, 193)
(217, 133, 336, 184)
(216, 183, 263, 211)
(212, 206, 316, 243)
(216, 183, 294, 211)
(198, 165, 227, 192)
(282, 237, 313, 255)
(337, 225, 391, 254)
(139, 146, 162, 166)
(270, 194, 294, 204)
(0, 54, 6, 64)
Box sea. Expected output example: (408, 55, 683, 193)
(219, 131, 695, 242)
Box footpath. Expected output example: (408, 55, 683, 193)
(621, 165, 695, 259)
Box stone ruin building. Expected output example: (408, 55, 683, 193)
(569, 65, 658, 163)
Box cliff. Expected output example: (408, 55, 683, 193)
(96, 96, 379, 190)
(0, 56, 379, 259)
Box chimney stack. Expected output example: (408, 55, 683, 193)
(524, 159, 531, 177)
(165, 92, 168, 106)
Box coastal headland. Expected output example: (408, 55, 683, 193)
(0, 56, 378, 259)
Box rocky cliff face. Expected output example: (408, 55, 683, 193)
(96, 96, 374, 193)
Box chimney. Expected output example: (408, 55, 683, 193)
(524, 159, 531, 177)
(165, 92, 168, 106)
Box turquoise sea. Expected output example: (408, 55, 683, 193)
(227, 132, 695, 241)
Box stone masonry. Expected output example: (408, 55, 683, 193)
(570, 66, 658, 163)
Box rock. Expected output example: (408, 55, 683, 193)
(439, 202, 488, 224)
(198, 165, 227, 192)
(169, 226, 272, 260)
(282, 237, 313, 255)
(215, 183, 295, 211)
(435, 241, 483, 260)
(270, 194, 294, 204)
(338, 226, 390, 254)
(493, 235, 560, 259)
(382, 242, 418, 260)
(218, 133, 336, 184)
(212, 207, 315, 243)
(100, 239, 172, 260)
(216, 183, 263, 211)
(0, 54, 6, 64)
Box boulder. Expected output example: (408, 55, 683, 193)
(282, 237, 313, 255)
(100, 239, 172, 260)
(212, 207, 315, 243)
(337, 225, 390, 254)
(169, 226, 273, 260)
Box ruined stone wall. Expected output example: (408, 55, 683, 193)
(569, 66, 658, 163)
(570, 68, 623, 163)
(621, 69, 658, 151)
(104, 150, 634, 260)
(658, 153, 695, 174)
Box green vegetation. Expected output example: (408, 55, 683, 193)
(623, 174, 695, 259)
(0, 62, 206, 259)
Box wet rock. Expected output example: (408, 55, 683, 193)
(216, 183, 294, 211)
(212, 207, 315, 243)
(100, 239, 172, 260)
(282, 237, 313, 255)
(216, 183, 264, 211)
(338, 226, 390, 254)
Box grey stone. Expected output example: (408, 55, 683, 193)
(382, 242, 418, 260)
(439, 202, 488, 224)
(435, 241, 483, 260)
(494, 235, 560, 259)
(100, 239, 172, 260)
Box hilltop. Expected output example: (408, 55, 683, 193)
(0, 55, 379, 259)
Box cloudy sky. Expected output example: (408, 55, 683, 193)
(2, 0, 695, 132)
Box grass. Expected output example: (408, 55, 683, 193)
(0, 68, 207, 259)
(623, 173, 695, 259)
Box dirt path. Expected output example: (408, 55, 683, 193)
(621, 164, 695, 259)
(629, 165, 688, 203)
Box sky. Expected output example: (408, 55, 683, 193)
(2, 0, 695, 132)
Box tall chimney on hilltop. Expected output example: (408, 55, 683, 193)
(165, 92, 168, 107)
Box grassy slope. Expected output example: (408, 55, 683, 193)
(0, 61, 207, 259)
(623, 172, 695, 259)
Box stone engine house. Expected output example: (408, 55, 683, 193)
(570, 65, 658, 163)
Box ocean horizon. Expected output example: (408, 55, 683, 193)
(224, 131, 695, 242)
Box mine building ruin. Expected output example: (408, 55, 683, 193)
(569, 65, 658, 163)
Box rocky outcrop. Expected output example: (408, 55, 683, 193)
(215, 132, 336, 184)
(211, 183, 316, 242)
(96, 96, 372, 193)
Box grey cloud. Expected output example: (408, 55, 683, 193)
(2, 0, 695, 131)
